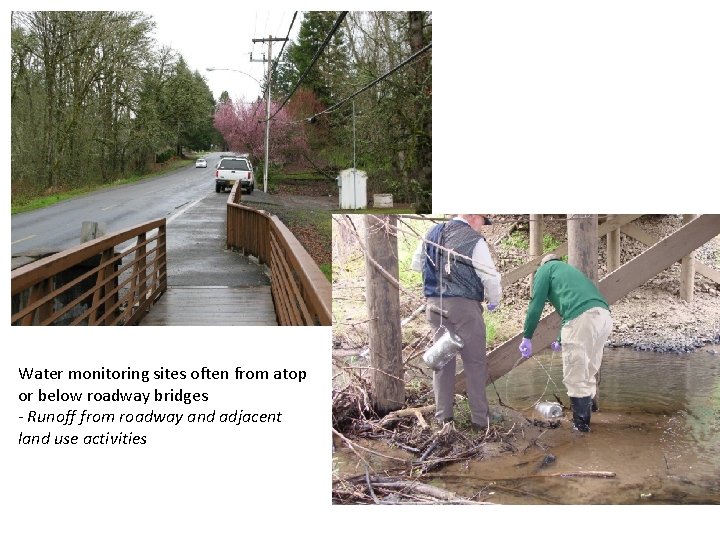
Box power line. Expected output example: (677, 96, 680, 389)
(267, 11, 348, 122)
(269, 11, 298, 81)
(309, 41, 432, 121)
(246, 11, 297, 124)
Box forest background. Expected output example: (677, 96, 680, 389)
(10, 11, 432, 211)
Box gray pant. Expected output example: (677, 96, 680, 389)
(426, 296, 489, 426)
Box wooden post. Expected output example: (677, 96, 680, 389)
(364, 215, 404, 416)
(529, 214, 543, 291)
(81, 221, 106, 243)
(606, 214, 622, 272)
(680, 214, 699, 302)
(568, 214, 599, 284)
(529, 214, 544, 256)
(567, 214, 600, 410)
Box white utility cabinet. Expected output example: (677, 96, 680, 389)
(337, 168, 367, 209)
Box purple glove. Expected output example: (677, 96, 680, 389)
(487, 303, 498, 312)
(551, 340, 562, 352)
(519, 338, 532, 358)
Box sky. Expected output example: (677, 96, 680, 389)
(148, 10, 300, 103)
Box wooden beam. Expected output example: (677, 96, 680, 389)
(500, 214, 643, 288)
(621, 222, 720, 285)
(455, 214, 720, 392)
(680, 214, 699, 302)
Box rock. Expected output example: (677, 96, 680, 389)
(538, 453, 556, 469)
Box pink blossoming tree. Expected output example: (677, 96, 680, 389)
(214, 98, 309, 168)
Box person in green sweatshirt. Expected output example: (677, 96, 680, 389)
(519, 253, 613, 432)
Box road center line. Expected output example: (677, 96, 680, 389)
(12, 235, 35, 245)
(100, 205, 117, 211)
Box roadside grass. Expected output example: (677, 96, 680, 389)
(319, 263, 332, 282)
(247, 202, 332, 283)
(11, 158, 194, 214)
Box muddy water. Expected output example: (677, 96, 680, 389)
(336, 346, 720, 504)
(467, 346, 720, 504)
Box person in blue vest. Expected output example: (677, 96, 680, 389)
(411, 214, 502, 429)
(519, 253, 613, 432)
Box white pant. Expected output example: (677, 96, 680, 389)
(560, 307, 613, 398)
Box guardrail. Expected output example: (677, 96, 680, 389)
(226, 184, 331, 325)
(11, 219, 167, 325)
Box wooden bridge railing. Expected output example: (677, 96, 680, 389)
(11, 219, 167, 325)
(226, 184, 331, 325)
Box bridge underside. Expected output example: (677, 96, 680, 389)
(455, 213, 720, 392)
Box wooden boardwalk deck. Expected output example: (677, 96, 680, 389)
(140, 286, 277, 326)
(140, 191, 277, 326)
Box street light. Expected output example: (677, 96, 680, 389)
(206, 66, 270, 193)
(206, 67, 262, 85)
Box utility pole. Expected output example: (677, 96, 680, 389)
(251, 35, 288, 193)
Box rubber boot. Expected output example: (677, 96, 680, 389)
(569, 396, 593, 432)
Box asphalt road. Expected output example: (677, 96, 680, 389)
(11, 152, 227, 256)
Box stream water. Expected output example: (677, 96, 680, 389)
(476, 346, 720, 504)
(336, 346, 720, 504)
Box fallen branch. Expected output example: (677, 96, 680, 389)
(365, 467, 380, 504)
(379, 405, 434, 428)
(372, 479, 459, 500)
(332, 428, 409, 464)
(401, 303, 426, 326)
(422, 469, 616, 482)
(555, 471, 616, 478)
(341, 475, 495, 505)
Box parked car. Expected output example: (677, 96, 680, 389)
(215, 157, 254, 193)
(195, 158, 207, 168)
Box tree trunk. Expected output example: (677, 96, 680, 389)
(364, 215, 404, 416)
(409, 11, 431, 213)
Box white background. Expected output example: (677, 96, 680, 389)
(5, 1, 719, 538)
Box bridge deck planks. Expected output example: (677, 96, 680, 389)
(140, 286, 277, 326)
